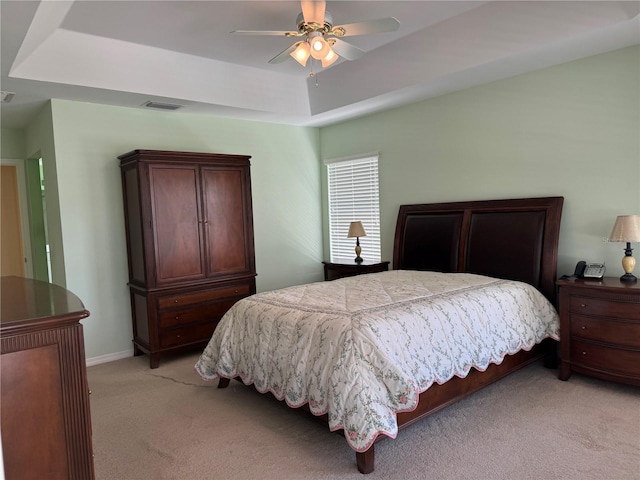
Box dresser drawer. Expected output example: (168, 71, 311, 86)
(570, 315, 640, 348)
(160, 322, 217, 349)
(570, 339, 640, 377)
(569, 295, 640, 320)
(158, 299, 238, 328)
(157, 282, 252, 310)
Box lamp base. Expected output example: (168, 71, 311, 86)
(620, 273, 637, 282)
(354, 256, 363, 264)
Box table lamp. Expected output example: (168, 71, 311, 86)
(608, 214, 640, 282)
(347, 221, 366, 263)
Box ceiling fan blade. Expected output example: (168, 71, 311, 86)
(268, 43, 299, 64)
(301, 0, 326, 25)
(330, 39, 365, 61)
(232, 30, 299, 36)
(333, 17, 400, 36)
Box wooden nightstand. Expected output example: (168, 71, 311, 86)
(556, 277, 640, 386)
(322, 259, 390, 281)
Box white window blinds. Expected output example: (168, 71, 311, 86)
(326, 154, 381, 262)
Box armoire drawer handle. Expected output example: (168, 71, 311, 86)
(582, 351, 587, 355)
(580, 325, 586, 330)
(580, 303, 587, 308)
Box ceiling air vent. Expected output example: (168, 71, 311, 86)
(142, 101, 183, 111)
(1, 91, 16, 103)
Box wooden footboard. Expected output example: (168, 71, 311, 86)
(354, 339, 555, 473)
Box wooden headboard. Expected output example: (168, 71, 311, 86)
(393, 197, 564, 304)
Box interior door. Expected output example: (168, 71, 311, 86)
(149, 164, 205, 284)
(1, 165, 25, 276)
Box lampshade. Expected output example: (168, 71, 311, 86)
(347, 221, 366, 238)
(321, 47, 338, 67)
(609, 215, 640, 242)
(609, 214, 640, 282)
(290, 41, 310, 66)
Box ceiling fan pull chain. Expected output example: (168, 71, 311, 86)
(309, 59, 316, 81)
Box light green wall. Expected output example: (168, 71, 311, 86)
(1, 128, 26, 158)
(320, 46, 640, 279)
(47, 100, 323, 360)
(25, 104, 66, 285)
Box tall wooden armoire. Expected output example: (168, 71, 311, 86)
(119, 150, 256, 368)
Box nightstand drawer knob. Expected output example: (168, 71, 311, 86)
(582, 351, 587, 355)
(580, 303, 587, 308)
(581, 325, 586, 330)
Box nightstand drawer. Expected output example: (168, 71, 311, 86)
(570, 339, 640, 377)
(570, 315, 640, 347)
(570, 295, 640, 320)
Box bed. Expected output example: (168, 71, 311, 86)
(195, 196, 564, 474)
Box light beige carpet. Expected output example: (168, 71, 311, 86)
(87, 352, 639, 480)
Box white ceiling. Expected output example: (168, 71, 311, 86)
(1, 1, 639, 129)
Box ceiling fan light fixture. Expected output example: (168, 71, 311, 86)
(321, 47, 338, 67)
(290, 41, 311, 66)
(233, 1, 401, 71)
(308, 32, 330, 60)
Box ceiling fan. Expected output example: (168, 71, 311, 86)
(232, 0, 400, 69)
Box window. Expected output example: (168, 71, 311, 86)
(326, 153, 381, 262)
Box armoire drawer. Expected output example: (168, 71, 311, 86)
(570, 315, 640, 347)
(160, 322, 217, 349)
(570, 339, 640, 377)
(158, 298, 239, 328)
(157, 283, 252, 310)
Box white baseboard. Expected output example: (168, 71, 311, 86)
(86, 349, 133, 367)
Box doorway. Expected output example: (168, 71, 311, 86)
(0, 164, 26, 276)
(0, 156, 51, 281)
(25, 157, 51, 282)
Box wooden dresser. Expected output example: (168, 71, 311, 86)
(556, 277, 640, 386)
(119, 150, 257, 368)
(1, 276, 95, 479)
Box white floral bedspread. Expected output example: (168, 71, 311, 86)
(195, 270, 559, 452)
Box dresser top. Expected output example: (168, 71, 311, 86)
(1, 276, 89, 333)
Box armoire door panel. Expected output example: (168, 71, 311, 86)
(149, 166, 205, 283)
(124, 167, 146, 283)
(202, 168, 248, 274)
